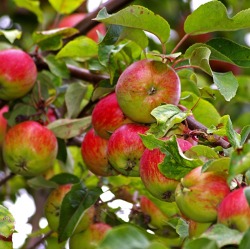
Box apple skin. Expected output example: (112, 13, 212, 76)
(188, 219, 212, 238)
(107, 123, 148, 177)
(45, 184, 95, 233)
(57, 13, 106, 42)
(140, 138, 192, 202)
(92, 92, 133, 139)
(69, 223, 112, 249)
(81, 128, 118, 176)
(175, 166, 230, 223)
(0, 49, 37, 101)
(2, 121, 58, 177)
(217, 187, 250, 232)
(115, 59, 181, 123)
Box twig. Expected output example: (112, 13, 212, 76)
(0, 173, 15, 187)
(26, 230, 53, 249)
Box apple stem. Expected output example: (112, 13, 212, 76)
(171, 33, 190, 54)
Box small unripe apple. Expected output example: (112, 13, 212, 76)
(107, 123, 148, 177)
(92, 92, 133, 139)
(217, 187, 250, 232)
(3, 121, 58, 176)
(140, 138, 192, 202)
(81, 128, 118, 176)
(175, 166, 230, 223)
(115, 59, 181, 123)
(0, 49, 37, 100)
(69, 223, 112, 249)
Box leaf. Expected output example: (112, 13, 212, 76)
(14, 0, 43, 23)
(48, 0, 86, 14)
(58, 183, 102, 242)
(95, 5, 170, 45)
(99, 224, 150, 249)
(65, 82, 88, 118)
(0, 29, 22, 43)
(244, 186, 250, 206)
(50, 173, 80, 185)
(0, 205, 15, 238)
(176, 218, 189, 239)
(241, 125, 250, 146)
(184, 1, 250, 35)
(239, 228, 250, 249)
(47, 117, 91, 139)
(183, 238, 219, 249)
(56, 36, 98, 60)
(32, 28, 79, 51)
(27, 176, 58, 189)
(201, 224, 243, 247)
(202, 157, 230, 174)
(148, 104, 191, 138)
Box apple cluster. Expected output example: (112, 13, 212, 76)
(81, 58, 250, 240)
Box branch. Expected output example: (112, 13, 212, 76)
(0, 173, 15, 187)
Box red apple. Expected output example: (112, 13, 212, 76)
(0, 105, 8, 146)
(2, 121, 58, 176)
(175, 166, 230, 223)
(69, 223, 112, 249)
(107, 123, 148, 177)
(217, 187, 250, 232)
(92, 92, 133, 139)
(115, 59, 181, 123)
(140, 138, 192, 202)
(0, 49, 37, 100)
(81, 128, 118, 176)
(57, 13, 106, 42)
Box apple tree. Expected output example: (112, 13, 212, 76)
(0, 0, 250, 248)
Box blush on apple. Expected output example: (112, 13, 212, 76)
(175, 166, 230, 223)
(92, 92, 133, 139)
(81, 128, 118, 177)
(0, 49, 37, 101)
(115, 59, 181, 123)
(140, 138, 192, 202)
(217, 187, 250, 232)
(2, 121, 58, 176)
(107, 123, 148, 177)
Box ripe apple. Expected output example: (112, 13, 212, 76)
(45, 184, 95, 233)
(140, 138, 192, 202)
(217, 187, 250, 232)
(57, 13, 106, 42)
(2, 121, 58, 177)
(115, 59, 181, 123)
(0, 49, 37, 101)
(107, 123, 148, 177)
(81, 128, 118, 176)
(69, 222, 112, 249)
(175, 166, 230, 223)
(92, 92, 133, 139)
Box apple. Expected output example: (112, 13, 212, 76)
(217, 187, 250, 232)
(107, 123, 148, 177)
(81, 128, 118, 176)
(69, 222, 112, 249)
(0, 49, 37, 101)
(2, 120, 58, 177)
(188, 219, 212, 238)
(57, 13, 106, 42)
(92, 92, 133, 139)
(175, 166, 230, 223)
(115, 59, 181, 123)
(140, 138, 192, 202)
(45, 184, 95, 233)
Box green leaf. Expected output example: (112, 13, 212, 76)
(48, 0, 86, 14)
(183, 238, 218, 249)
(180, 92, 221, 127)
(176, 218, 189, 239)
(239, 228, 250, 249)
(32, 28, 79, 51)
(58, 183, 102, 242)
(99, 224, 150, 249)
(184, 1, 250, 35)
(95, 5, 170, 45)
(0, 29, 22, 43)
(0, 205, 15, 238)
(65, 82, 88, 118)
(14, 0, 43, 23)
(50, 173, 80, 185)
(241, 125, 250, 146)
(27, 176, 58, 189)
(148, 104, 191, 138)
(201, 224, 243, 247)
(244, 186, 250, 206)
(202, 157, 230, 174)
(228, 143, 250, 183)
(47, 117, 91, 139)
(56, 36, 98, 60)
